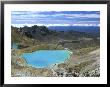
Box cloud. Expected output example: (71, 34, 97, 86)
(72, 24, 99, 26)
(12, 23, 99, 28)
(47, 13, 99, 19)
(12, 11, 100, 20)
(11, 11, 100, 27)
(65, 14, 99, 18)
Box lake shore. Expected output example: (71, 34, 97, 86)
(11, 47, 100, 77)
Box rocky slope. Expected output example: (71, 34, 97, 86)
(52, 49, 100, 77)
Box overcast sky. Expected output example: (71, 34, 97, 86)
(11, 11, 100, 27)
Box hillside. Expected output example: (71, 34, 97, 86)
(11, 26, 37, 47)
(11, 25, 100, 77)
(11, 25, 99, 50)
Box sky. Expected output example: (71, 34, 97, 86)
(11, 11, 100, 27)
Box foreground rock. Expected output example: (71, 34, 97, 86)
(51, 49, 100, 77)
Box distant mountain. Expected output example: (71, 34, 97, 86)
(12, 25, 97, 42)
(48, 26, 100, 37)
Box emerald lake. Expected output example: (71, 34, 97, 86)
(22, 50, 72, 68)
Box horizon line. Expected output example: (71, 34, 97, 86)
(11, 24, 100, 28)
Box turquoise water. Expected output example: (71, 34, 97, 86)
(11, 43, 18, 49)
(22, 50, 71, 68)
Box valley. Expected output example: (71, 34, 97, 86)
(11, 25, 100, 77)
